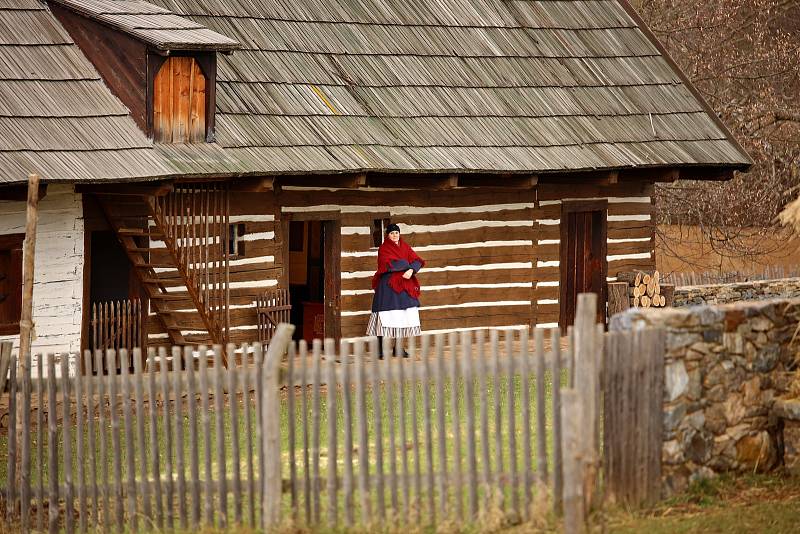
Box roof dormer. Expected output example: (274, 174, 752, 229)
(48, 0, 239, 143)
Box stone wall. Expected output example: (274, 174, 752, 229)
(673, 278, 800, 307)
(610, 298, 800, 494)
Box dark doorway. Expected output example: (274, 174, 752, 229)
(287, 218, 341, 343)
(89, 230, 133, 303)
(559, 201, 608, 329)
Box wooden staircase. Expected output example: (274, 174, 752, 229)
(95, 183, 231, 352)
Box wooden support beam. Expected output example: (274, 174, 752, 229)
(76, 181, 174, 196)
(540, 171, 619, 186)
(459, 174, 538, 188)
(366, 174, 459, 190)
(280, 174, 367, 189)
(679, 168, 734, 181)
(229, 177, 275, 192)
(618, 168, 679, 182)
(0, 183, 47, 202)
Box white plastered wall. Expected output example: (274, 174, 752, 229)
(0, 184, 84, 372)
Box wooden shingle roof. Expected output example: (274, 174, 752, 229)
(0, 0, 751, 184)
(149, 0, 751, 175)
(0, 0, 175, 183)
(49, 0, 239, 51)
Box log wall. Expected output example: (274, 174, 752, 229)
(534, 182, 656, 327)
(278, 187, 539, 338)
(143, 182, 655, 342)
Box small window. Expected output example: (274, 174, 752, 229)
(0, 234, 23, 335)
(372, 218, 391, 247)
(153, 56, 208, 143)
(228, 223, 246, 257)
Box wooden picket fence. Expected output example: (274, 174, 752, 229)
(2, 294, 665, 533)
(90, 299, 143, 373)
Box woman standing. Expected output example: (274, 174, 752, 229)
(367, 223, 425, 356)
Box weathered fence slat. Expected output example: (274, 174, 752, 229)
(47, 354, 59, 534)
(61, 353, 74, 534)
(121, 348, 137, 531)
(354, 340, 371, 524)
(384, 348, 398, 514)
(434, 334, 447, 519)
(520, 329, 533, 518)
(421, 335, 435, 524)
(340, 341, 355, 527)
(213, 346, 227, 528)
(254, 343, 265, 527)
(535, 329, 549, 489)
(325, 338, 338, 524)
(174, 347, 187, 529)
(396, 349, 410, 519)
(449, 332, 464, 521)
(134, 347, 151, 523)
(371, 338, 385, 519)
(506, 331, 520, 516)
(261, 325, 292, 529)
(198, 347, 213, 525)
(462, 331, 479, 520)
(491, 331, 504, 509)
(83, 352, 97, 531)
(148, 348, 164, 528)
(311, 339, 323, 523)
(551, 328, 564, 515)
(185, 346, 201, 527)
(107, 349, 123, 530)
(408, 338, 422, 524)
(160, 347, 175, 530)
(74, 353, 85, 534)
(476, 330, 491, 512)
(94, 350, 110, 530)
(229, 345, 243, 525)
(561, 390, 584, 534)
(285, 343, 296, 521)
(298, 340, 312, 525)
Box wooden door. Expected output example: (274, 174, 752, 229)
(323, 219, 342, 340)
(559, 201, 607, 329)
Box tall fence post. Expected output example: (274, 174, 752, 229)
(261, 323, 295, 529)
(573, 293, 600, 512)
(561, 390, 584, 534)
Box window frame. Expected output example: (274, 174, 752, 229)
(228, 223, 246, 258)
(371, 217, 391, 248)
(0, 233, 24, 336)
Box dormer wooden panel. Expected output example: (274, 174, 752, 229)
(49, 2, 228, 143)
(147, 53, 217, 143)
(50, 3, 148, 131)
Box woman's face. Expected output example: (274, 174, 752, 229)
(388, 230, 400, 243)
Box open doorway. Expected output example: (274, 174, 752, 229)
(287, 217, 341, 343)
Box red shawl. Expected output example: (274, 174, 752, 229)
(371, 237, 425, 298)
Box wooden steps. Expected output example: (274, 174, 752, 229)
(95, 194, 215, 346)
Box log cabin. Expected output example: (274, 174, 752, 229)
(0, 0, 751, 357)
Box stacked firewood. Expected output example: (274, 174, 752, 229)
(616, 270, 674, 308)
